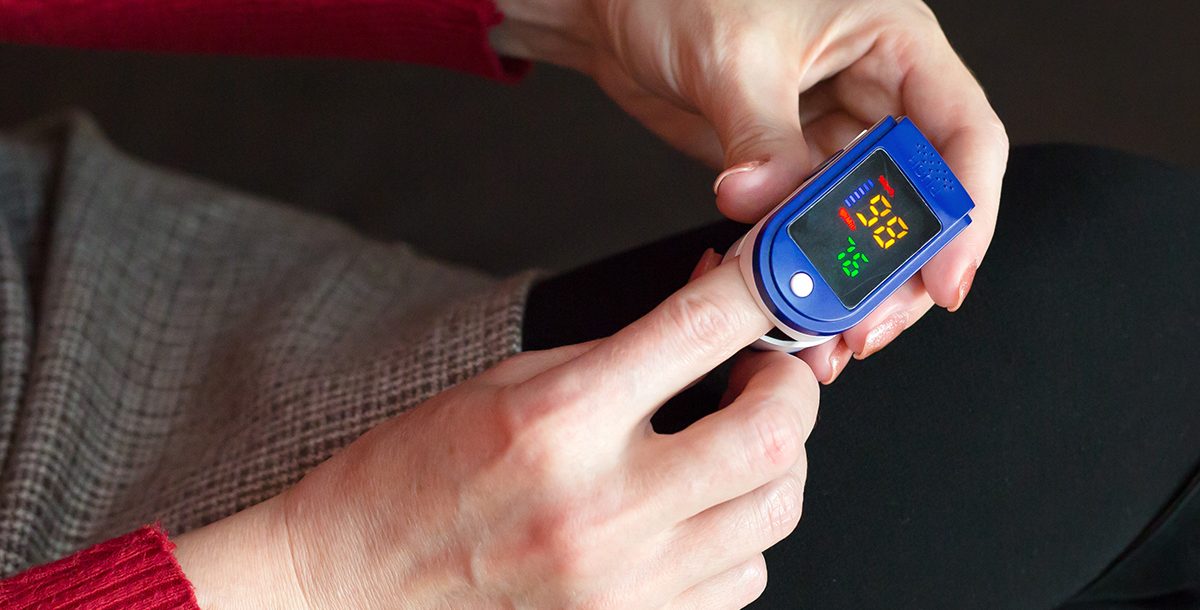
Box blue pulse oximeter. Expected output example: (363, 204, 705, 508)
(723, 116, 975, 352)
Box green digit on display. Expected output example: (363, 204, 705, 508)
(838, 236, 867, 278)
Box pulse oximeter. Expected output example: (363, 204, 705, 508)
(724, 116, 975, 352)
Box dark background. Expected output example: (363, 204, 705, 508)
(0, 1, 1195, 274)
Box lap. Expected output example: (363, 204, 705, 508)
(523, 144, 1200, 608)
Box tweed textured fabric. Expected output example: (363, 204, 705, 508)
(0, 112, 535, 575)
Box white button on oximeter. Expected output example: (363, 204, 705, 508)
(723, 116, 975, 352)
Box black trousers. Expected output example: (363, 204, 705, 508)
(523, 145, 1200, 609)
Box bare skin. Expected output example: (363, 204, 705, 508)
(177, 262, 817, 609)
(174, 1, 1007, 607)
(491, 0, 1008, 383)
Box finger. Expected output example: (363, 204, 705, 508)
(708, 2, 899, 223)
(718, 343, 828, 408)
(664, 464, 805, 593)
(840, 275, 936, 360)
(679, 247, 733, 395)
(716, 350, 766, 409)
(689, 248, 723, 282)
(795, 335, 854, 385)
(705, 42, 813, 223)
(723, 349, 776, 399)
(519, 262, 772, 431)
(664, 554, 768, 610)
(635, 351, 818, 523)
(481, 340, 602, 385)
(899, 32, 1009, 310)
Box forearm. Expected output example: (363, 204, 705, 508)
(173, 494, 309, 610)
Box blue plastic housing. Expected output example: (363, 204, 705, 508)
(749, 116, 975, 336)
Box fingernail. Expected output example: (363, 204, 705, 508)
(823, 338, 853, 384)
(712, 160, 765, 195)
(948, 263, 978, 312)
(855, 311, 910, 360)
(704, 248, 723, 270)
(689, 248, 720, 281)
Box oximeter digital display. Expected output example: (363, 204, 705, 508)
(787, 149, 942, 309)
(724, 116, 975, 352)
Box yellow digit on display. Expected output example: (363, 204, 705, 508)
(855, 194, 892, 228)
(855, 194, 909, 250)
(873, 215, 909, 249)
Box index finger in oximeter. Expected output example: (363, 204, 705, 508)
(724, 116, 975, 353)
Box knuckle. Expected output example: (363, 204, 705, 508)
(534, 374, 592, 414)
(492, 390, 576, 486)
(499, 375, 589, 430)
(986, 117, 1011, 152)
(662, 291, 744, 354)
(484, 351, 540, 383)
(740, 555, 769, 605)
(493, 383, 528, 422)
(744, 399, 804, 472)
(533, 512, 599, 585)
(793, 446, 810, 481)
(724, 119, 787, 162)
(506, 431, 570, 487)
(760, 474, 805, 537)
(524, 375, 592, 415)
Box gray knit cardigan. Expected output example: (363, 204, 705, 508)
(0, 113, 534, 574)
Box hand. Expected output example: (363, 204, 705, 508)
(175, 261, 819, 609)
(491, 0, 1009, 382)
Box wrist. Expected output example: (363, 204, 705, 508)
(173, 494, 312, 610)
(489, 0, 597, 71)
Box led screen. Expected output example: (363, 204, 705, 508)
(787, 150, 941, 308)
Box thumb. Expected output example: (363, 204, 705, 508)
(708, 73, 811, 223)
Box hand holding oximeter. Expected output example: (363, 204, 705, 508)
(724, 116, 975, 352)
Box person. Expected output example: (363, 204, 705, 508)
(0, 0, 1194, 608)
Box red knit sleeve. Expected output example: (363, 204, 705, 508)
(0, 525, 199, 610)
(0, 0, 530, 82)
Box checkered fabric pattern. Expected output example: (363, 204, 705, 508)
(0, 113, 534, 575)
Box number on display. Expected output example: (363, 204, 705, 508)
(855, 193, 910, 250)
(837, 237, 869, 278)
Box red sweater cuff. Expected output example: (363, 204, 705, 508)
(0, 524, 199, 610)
(0, 0, 531, 82)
